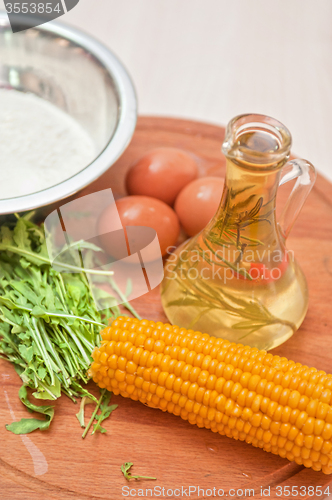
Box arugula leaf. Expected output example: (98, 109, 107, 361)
(92, 391, 118, 434)
(6, 417, 51, 434)
(5, 385, 54, 434)
(33, 376, 61, 399)
(120, 462, 156, 481)
(13, 219, 31, 251)
(0, 225, 14, 246)
(92, 404, 118, 434)
(18, 345, 34, 363)
(0, 296, 28, 311)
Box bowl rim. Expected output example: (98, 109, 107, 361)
(0, 11, 137, 215)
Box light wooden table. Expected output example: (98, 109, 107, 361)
(1, 0, 332, 181)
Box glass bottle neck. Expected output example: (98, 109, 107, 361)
(215, 158, 284, 247)
(223, 158, 282, 201)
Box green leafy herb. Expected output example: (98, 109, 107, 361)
(0, 214, 139, 434)
(5, 385, 54, 434)
(121, 462, 156, 481)
(92, 392, 118, 434)
(81, 389, 106, 439)
(81, 389, 118, 438)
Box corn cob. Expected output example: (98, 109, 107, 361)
(89, 317, 332, 474)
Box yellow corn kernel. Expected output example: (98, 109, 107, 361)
(302, 417, 315, 435)
(270, 421, 281, 435)
(251, 395, 263, 413)
(289, 409, 300, 425)
(156, 386, 165, 399)
(125, 373, 135, 385)
(165, 374, 176, 390)
(231, 382, 242, 400)
(313, 436, 324, 452)
(236, 389, 248, 407)
(322, 423, 332, 441)
(261, 415, 272, 430)
(99, 365, 108, 378)
(197, 370, 209, 387)
(322, 441, 332, 455)
(250, 412, 262, 428)
(288, 426, 299, 442)
(295, 432, 304, 447)
(209, 390, 219, 408)
(196, 387, 206, 404)
(270, 386, 283, 403)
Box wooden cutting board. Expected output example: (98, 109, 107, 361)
(1, 117, 332, 500)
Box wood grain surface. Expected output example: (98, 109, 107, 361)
(1, 117, 332, 500)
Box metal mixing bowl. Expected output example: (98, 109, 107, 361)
(0, 12, 137, 216)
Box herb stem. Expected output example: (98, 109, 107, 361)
(82, 389, 106, 439)
(40, 322, 70, 385)
(55, 326, 82, 374)
(2, 297, 105, 327)
(203, 237, 252, 279)
(61, 322, 92, 367)
(110, 278, 141, 320)
(0, 244, 114, 277)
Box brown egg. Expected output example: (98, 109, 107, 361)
(126, 147, 198, 205)
(98, 195, 180, 258)
(175, 177, 224, 236)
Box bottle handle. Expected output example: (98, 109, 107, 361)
(278, 159, 316, 240)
